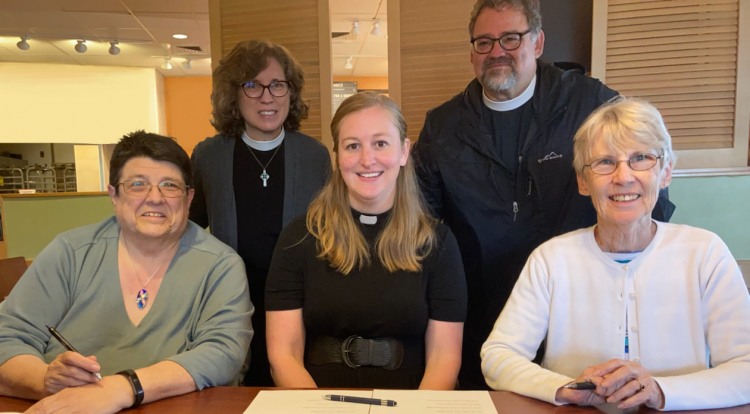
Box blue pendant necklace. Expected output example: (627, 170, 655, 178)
(127, 251, 166, 310)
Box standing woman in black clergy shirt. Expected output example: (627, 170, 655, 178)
(265, 93, 467, 389)
(190, 40, 331, 386)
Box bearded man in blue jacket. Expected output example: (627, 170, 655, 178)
(413, 0, 675, 390)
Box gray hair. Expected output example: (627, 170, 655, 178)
(468, 0, 542, 40)
(573, 96, 677, 174)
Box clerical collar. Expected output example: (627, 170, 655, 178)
(482, 75, 536, 112)
(351, 208, 391, 226)
(242, 128, 285, 151)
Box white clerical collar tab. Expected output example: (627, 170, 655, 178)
(359, 214, 378, 225)
(242, 128, 285, 151)
(483, 75, 536, 112)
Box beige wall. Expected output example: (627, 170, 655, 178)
(74, 145, 103, 192)
(0, 63, 165, 144)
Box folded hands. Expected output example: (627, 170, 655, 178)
(555, 358, 665, 409)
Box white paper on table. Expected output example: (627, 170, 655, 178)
(370, 390, 498, 414)
(244, 390, 374, 414)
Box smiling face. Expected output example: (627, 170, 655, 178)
(577, 136, 672, 231)
(337, 106, 410, 214)
(237, 58, 290, 141)
(108, 157, 194, 242)
(470, 6, 544, 101)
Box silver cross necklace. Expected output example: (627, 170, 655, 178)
(246, 142, 282, 187)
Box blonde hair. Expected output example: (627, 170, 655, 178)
(306, 93, 436, 274)
(573, 96, 676, 174)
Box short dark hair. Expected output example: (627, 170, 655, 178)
(109, 130, 193, 194)
(469, 0, 542, 39)
(211, 39, 309, 139)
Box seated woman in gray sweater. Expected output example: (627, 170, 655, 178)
(0, 131, 253, 413)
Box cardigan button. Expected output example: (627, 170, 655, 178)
(628, 293, 636, 300)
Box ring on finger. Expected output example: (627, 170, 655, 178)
(636, 379, 646, 391)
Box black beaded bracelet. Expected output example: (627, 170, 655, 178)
(117, 369, 144, 408)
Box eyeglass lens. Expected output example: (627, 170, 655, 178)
(122, 180, 185, 197)
(589, 154, 659, 174)
(241, 81, 289, 98)
(473, 33, 523, 54)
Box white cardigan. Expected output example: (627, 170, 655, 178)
(481, 221, 750, 410)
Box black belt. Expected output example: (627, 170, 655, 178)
(307, 335, 424, 370)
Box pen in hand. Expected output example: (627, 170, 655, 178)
(46, 325, 103, 381)
(563, 382, 597, 390)
(325, 395, 397, 407)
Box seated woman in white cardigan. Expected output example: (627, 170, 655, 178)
(480, 97, 750, 411)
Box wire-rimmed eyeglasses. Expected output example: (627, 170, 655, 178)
(117, 180, 190, 198)
(584, 153, 664, 175)
(239, 80, 291, 98)
(470, 30, 531, 54)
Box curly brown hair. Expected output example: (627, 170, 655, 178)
(211, 40, 309, 139)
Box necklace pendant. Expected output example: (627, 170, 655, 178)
(260, 169, 269, 187)
(136, 289, 148, 309)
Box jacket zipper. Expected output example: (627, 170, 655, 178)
(527, 177, 533, 196)
(513, 201, 519, 222)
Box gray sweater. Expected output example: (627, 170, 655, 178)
(0, 217, 253, 389)
(189, 132, 331, 251)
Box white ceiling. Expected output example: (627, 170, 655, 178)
(330, 0, 388, 77)
(0, 0, 388, 78)
(0, 0, 212, 76)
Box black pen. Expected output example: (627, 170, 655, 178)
(563, 382, 596, 390)
(46, 325, 103, 381)
(325, 394, 397, 407)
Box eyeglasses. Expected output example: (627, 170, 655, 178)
(117, 180, 189, 198)
(470, 30, 531, 54)
(239, 80, 291, 98)
(584, 153, 664, 175)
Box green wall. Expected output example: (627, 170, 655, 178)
(670, 175, 750, 260)
(2, 175, 748, 261)
(3, 194, 113, 259)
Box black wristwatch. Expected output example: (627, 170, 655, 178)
(117, 369, 144, 408)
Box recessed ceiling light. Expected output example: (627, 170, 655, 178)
(172, 34, 188, 39)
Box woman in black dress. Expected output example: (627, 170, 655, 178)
(190, 40, 330, 386)
(265, 93, 467, 389)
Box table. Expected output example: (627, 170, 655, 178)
(1, 387, 749, 413)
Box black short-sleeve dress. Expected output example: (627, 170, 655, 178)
(265, 209, 467, 389)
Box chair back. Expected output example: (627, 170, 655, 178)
(0, 256, 27, 300)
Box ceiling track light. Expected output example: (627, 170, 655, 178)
(108, 40, 120, 55)
(161, 57, 173, 70)
(350, 20, 360, 35)
(74, 39, 87, 53)
(181, 57, 192, 70)
(370, 20, 382, 36)
(344, 57, 353, 70)
(17, 35, 30, 51)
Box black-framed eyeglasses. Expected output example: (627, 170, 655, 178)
(584, 153, 664, 175)
(239, 80, 291, 98)
(117, 180, 190, 198)
(470, 30, 531, 54)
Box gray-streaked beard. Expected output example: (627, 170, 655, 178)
(481, 58, 517, 93)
